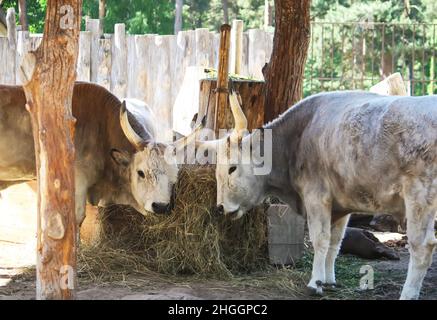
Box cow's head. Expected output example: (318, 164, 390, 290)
(111, 101, 201, 216)
(197, 91, 267, 220)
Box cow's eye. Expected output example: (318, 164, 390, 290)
(228, 166, 237, 175)
(137, 170, 146, 179)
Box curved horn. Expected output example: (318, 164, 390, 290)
(173, 115, 207, 152)
(229, 88, 248, 142)
(120, 101, 150, 150)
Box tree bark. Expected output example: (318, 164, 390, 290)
(18, 0, 28, 31)
(263, 0, 311, 123)
(99, 0, 105, 37)
(174, 0, 183, 34)
(20, 0, 82, 300)
(214, 24, 231, 135)
(222, 0, 229, 25)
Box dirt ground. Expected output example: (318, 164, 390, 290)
(0, 183, 436, 300)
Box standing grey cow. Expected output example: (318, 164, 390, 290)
(0, 82, 198, 227)
(198, 90, 437, 300)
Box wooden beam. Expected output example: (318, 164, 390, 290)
(20, 0, 82, 300)
(230, 20, 243, 75)
(214, 24, 231, 134)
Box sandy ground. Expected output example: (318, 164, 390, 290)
(0, 183, 436, 300)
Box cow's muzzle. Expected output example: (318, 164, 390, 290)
(152, 202, 171, 215)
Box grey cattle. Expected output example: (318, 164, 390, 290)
(0, 82, 193, 227)
(203, 90, 437, 300)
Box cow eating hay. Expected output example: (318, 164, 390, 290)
(80, 165, 268, 278)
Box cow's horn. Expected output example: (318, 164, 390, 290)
(120, 101, 149, 150)
(229, 88, 248, 142)
(173, 115, 207, 151)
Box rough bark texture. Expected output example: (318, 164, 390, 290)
(20, 0, 82, 300)
(18, 0, 28, 31)
(174, 0, 183, 34)
(214, 24, 231, 134)
(263, 0, 311, 123)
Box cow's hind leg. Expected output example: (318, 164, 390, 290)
(304, 191, 332, 295)
(400, 181, 437, 300)
(325, 214, 350, 287)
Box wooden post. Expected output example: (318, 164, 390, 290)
(77, 31, 92, 82)
(111, 23, 127, 99)
(4, 8, 16, 85)
(214, 24, 231, 134)
(369, 73, 408, 96)
(19, 0, 81, 300)
(97, 37, 112, 90)
(230, 20, 243, 75)
(85, 18, 100, 83)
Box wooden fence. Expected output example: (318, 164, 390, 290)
(0, 17, 273, 138)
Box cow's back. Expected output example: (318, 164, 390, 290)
(295, 92, 437, 216)
(0, 83, 131, 184)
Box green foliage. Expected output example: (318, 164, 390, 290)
(304, 0, 437, 96)
(1, 0, 46, 33)
(83, 0, 174, 34)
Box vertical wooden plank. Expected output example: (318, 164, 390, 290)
(85, 18, 100, 83)
(171, 30, 196, 115)
(77, 31, 91, 82)
(1, 8, 16, 85)
(195, 28, 212, 67)
(131, 34, 154, 101)
(111, 23, 127, 99)
(248, 29, 268, 80)
(213, 33, 221, 70)
(97, 38, 112, 90)
(15, 30, 30, 85)
(150, 35, 172, 140)
(230, 20, 243, 75)
(126, 34, 136, 98)
(241, 32, 250, 77)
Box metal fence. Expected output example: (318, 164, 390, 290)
(306, 22, 437, 96)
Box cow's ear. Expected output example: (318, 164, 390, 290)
(110, 149, 131, 167)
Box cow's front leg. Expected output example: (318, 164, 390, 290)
(325, 214, 350, 287)
(304, 192, 332, 295)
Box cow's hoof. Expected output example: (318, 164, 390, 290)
(306, 281, 323, 296)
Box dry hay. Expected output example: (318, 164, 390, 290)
(81, 165, 268, 279)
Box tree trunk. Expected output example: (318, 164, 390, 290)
(20, 0, 82, 300)
(222, 0, 229, 25)
(18, 0, 28, 31)
(263, 0, 311, 123)
(174, 0, 183, 34)
(99, 0, 105, 38)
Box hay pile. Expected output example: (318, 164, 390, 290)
(81, 165, 268, 279)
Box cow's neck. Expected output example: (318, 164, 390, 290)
(262, 98, 317, 211)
